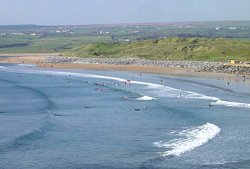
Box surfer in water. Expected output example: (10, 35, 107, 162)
(243, 75, 246, 82)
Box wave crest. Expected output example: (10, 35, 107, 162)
(153, 123, 220, 157)
(137, 95, 155, 101)
(212, 100, 250, 109)
(0, 66, 7, 69)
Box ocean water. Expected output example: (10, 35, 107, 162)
(0, 63, 250, 169)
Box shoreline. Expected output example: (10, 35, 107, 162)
(0, 54, 249, 82)
(0, 53, 58, 65)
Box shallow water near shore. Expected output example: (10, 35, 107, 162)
(0, 63, 250, 169)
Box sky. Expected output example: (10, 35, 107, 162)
(0, 0, 250, 25)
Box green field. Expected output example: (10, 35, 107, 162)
(0, 35, 112, 53)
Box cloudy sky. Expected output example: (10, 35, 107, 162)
(0, 0, 250, 25)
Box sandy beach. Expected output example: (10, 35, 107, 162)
(0, 53, 59, 65)
(0, 53, 249, 83)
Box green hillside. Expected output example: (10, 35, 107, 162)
(64, 38, 250, 61)
(0, 35, 112, 53)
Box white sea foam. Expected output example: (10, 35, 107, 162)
(44, 70, 129, 82)
(153, 123, 220, 157)
(18, 64, 35, 67)
(212, 99, 250, 109)
(148, 83, 250, 109)
(0, 66, 6, 69)
(32, 70, 162, 89)
(131, 81, 162, 88)
(137, 95, 155, 101)
(183, 91, 219, 101)
(185, 91, 250, 109)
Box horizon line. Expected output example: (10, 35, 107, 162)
(1, 19, 250, 27)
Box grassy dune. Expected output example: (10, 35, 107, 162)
(64, 38, 250, 61)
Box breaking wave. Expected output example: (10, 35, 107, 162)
(137, 95, 155, 101)
(0, 66, 6, 69)
(146, 81, 250, 109)
(153, 123, 221, 157)
(212, 100, 250, 109)
(17, 64, 36, 67)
